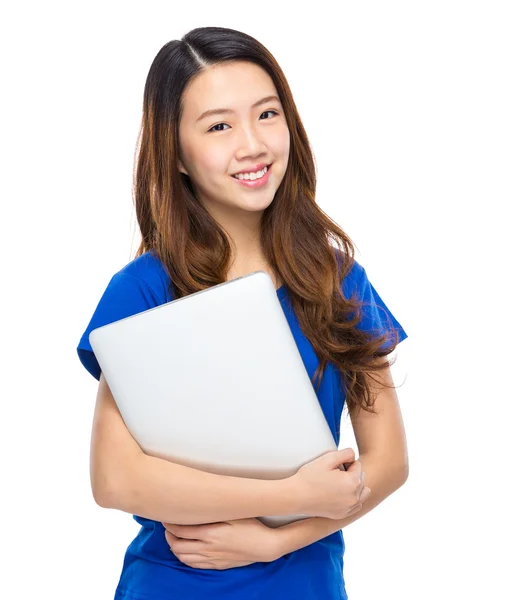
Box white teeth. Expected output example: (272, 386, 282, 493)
(233, 165, 268, 180)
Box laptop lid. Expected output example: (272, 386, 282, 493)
(89, 270, 344, 527)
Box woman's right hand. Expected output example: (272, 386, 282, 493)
(290, 447, 371, 520)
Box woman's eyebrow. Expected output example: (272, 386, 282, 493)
(196, 95, 281, 123)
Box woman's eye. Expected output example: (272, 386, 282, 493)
(209, 122, 230, 133)
(208, 110, 279, 133)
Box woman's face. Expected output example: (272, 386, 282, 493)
(177, 61, 291, 219)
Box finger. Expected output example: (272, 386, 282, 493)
(331, 447, 355, 468)
(164, 530, 180, 545)
(174, 553, 211, 568)
(354, 492, 370, 509)
(357, 482, 364, 501)
(165, 530, 208, 554)
(164, 523, 207, 540)
(358, 472, 366, 496)
(162, 522, 180, 534)
(346, 459, 362, 477)
(163, 524, 174, 535)
(360, 487, 371, 502)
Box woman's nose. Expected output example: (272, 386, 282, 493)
(235, 126, 266, 156)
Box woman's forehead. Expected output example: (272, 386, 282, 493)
(181, 62, 277, 121)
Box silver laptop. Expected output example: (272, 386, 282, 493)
(89, 270, 345, 528)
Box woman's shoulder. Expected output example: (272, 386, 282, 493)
(117, 250, 172, 302)
(333, 247, 365, 293)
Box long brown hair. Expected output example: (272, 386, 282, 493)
(132, 26, 403, 420)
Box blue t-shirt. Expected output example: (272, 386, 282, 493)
(76, 250, 408, 600)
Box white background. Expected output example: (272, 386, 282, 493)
(2, 1, 518, 599)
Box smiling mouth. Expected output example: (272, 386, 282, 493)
(231, 163, 273, 180)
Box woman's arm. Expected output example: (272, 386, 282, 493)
(273, 363, 409, 557)
(271, 451, 408, 558)
(92, 373, 301, 525)
(108, 452, 299, 525)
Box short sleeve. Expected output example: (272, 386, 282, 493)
(76, 271, 161, 381)
(344, 260, 408, 351)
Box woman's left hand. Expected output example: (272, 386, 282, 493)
(162, 517, 280, 570)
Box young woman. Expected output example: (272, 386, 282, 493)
(77, 26, 409, 600)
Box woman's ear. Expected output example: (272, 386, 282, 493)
(177, 160, 188, 176)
